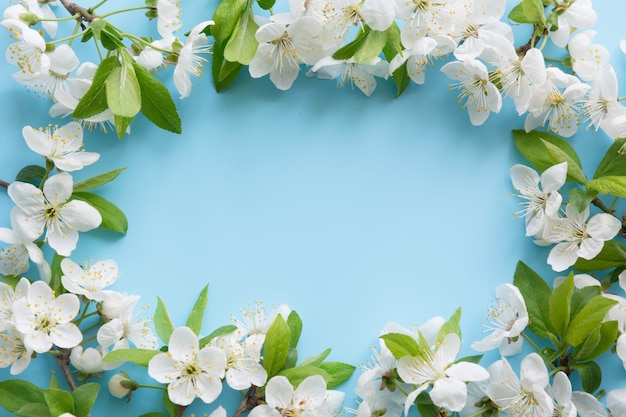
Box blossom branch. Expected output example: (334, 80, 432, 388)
(0, 179, 8, 189)
(59, 0, 96, 23)
(53, 348, 93, 417)
(233, 386, 261, 417)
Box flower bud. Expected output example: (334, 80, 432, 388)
(108, 372, 138, 399)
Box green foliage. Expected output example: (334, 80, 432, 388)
(549, 273, 574, 336)
(257, 0, 276, 10)
(224, 7, 259, 65)
(513, 261, 553, 340)
(103, 348, 161, 367)
(593, 138, 626, 178)
(437, 307, 462, 343)
(508, 0, 546, 24)
(383, 23, 409, 98)
(15, 165, 46, 185)
(49, 253, 65, 295)
(318, 362, 355, 388)
(199, 325, 238, 347)
(587, 176, 626, 197)
(71, 192, 128, 234)
(574, 240, 626, 271)
(43, 388, 75, 417)
(73, 168, 126, 193)
(300, 348, 331, 367)
(287, 310, 303, 348)
(186, 284, 209, 335)
(263, 315, 291, 378)
(154, 297, 176, 343)
(576, 361, 602, 393)
(211, 0, 247, 45)
(212, 39, 244, 92)
(73, 57, 119, 120)
(132, 62, 182, 134)
(0, 380, 49, 417)
(564, 296, 617, 346)
(71, 383, 99, 417)
(106, 63, 141, 118)
(379, 333, 420, 359)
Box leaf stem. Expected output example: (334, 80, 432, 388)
(59, 0, 97, 23)
(521, 332, 542, 353)
(90, 0, 108, 11)
(99, 6, 151, 18)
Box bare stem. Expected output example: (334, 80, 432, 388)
(0, 179, 8, 189)
(54, 348, 92, 417)
(233, 386, 261, 417)
(59, 0, 96, 23)
(177, 405, 187, 417)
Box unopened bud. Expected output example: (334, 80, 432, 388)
(108, 372, 139, 399)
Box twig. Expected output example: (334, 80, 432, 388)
(59, 0, 96, 23)
(233, 386, 261, 417)
(0, 179, 8, 189)
(54, 348, 92, 417)
(177, 405, 187, 417)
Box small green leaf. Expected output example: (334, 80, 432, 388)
(318, 362, 355, 388)
(573, 326, 601, 362)
(0, 380, 47, 416)
(186, 285, 209, 336)
(263, 315, 291, 378)
(154, 297, 175, 344)
(199, 324, 238, 347)
(287, 311, 302, 349)
(99, 24, 125, 50)
(549, 273, 574, 336)
(379, 333, 420, 359)
(224, 7, 259, 64)
(132, 62, 181, 134)
(583, 320, 619, 361)
(508, 3, 533, 23)
(48, 372, 60, 390)
(513, 261, 554, 339)
(113, 115, 134, 139)
(593, 138, 626, 178)
(456, 355, 483, 365)
(106, 63, 141, 118)
(72, 383, 99, 417)
(570, 286, 601, 319)
(278, 365, 331, 388)
(415, 391, 439, 417)
(43, 388, 74, 417)
(568, 188, 598, 213)
(437, 307, 462, 343)
(522, 0, 546, 25)
(354, 29, 387, 62)
(211, 0, 248, 44)
(71, 192, 128, 234)
(284, 347, 298, 369)
(332, 29, 369, 60)
(576, 361, 602, 393)
(49, 253, 65, 295)
(0, 275, 22, 288)
(73, 56, 119, 120)
(73, 168, 126, 193)
(102, 349, 160, 367)
(541, 139, 587, 184)
(300, 348, 331, 367)
(257, 0, 276, 10)
(212, 39, 244, 92)
(15, 165, 46, 184)
(565, 296, 618, 346)
(588, 176, 626, 197)
(574, 240, 626, 271)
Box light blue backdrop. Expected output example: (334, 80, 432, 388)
(1, 1, 625, 416)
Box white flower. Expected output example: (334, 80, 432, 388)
(148, 326, 227, 406)
(249, 17, 326, 91)
(309, 56, 389, 97)
(97, 295, 157, 350)
(353, 363, 405, 417)
(98, 291, 139, 321)
(22, 122, 99, 171)
(525, 68, 590, 138)
(485, 353, 553, 417)
(572, 388, 626, 417)
(581, 65, 623, 135)
(231, 301, 291, 338)
(156, 0, 182, 39)
(550, 372, 576, 417)
(22, 0, 59, 38)
(12, 280, 82, 353)
(0, 324, 33, 375)
(173, 20, 213, 99)
(549, 0, 596, 48)
(70, 345, 118, 374)
(318, 0, 394, 46)
(2, 19, 50, 76)
(249, 375, 334, 417)
(211, 333, 267, 390)
(0, 277, 30, 331)
(0, 211, 46, 277)
(510, 162, 567, 237)
(8, 172, 102, 256)
(389, 35, 456, 85)
(472, 283, 528, 356)
(395, 0, 460, 39)
(441, 59, 502, 126)
(61, 258, 118, 301)
(398, 333, 489, 412)
(545, 204, 622, 272)
(568, 30, 609, 81)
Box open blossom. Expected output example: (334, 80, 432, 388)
(398, 332, 489, 412)
(510, 162, 567, 237)
(211, 333, 267, 390)
(572, 388, 626, 417)
(0, 211, 46, 277)
(156, 0, 182, 39)
(441, 59, 502, 126)
(22, 0, 59, 38)
(548, 0, 596, 48)
(148, 326, 227, 406)
(545, 204, 622, 272)
(8, 172, 102, 256)
(472, 283, 528, 356)
(318, 0, 394, 46)
(61, 258, 119, 301)
(0, 324, 33, 374)
(231, 301, 291, 338)
(309, 56, 389, 96)
(22, 122, 99, 172)
(2, 19, 50, 76)
(389, 35, 456, 85)
(486, 353, 553, 417)
(12, 280, 82, 353)
(581, 65, 624, 135)
(0, 278, 30, 331)
(70, 345, 118, 374)
(568, 30, 609, 81)
(173, 20, 214, 98)
(97, 295, 157, 350)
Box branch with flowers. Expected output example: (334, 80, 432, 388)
(1, 0, 626, 417)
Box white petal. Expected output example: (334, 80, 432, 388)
(430, 377, 467, 411)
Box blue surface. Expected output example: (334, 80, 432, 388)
(1, 1, 625, 416)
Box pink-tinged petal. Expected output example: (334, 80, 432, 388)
(43, 172, 73, 204)
(168, 327, 198, 360)
(50, 323, 82, 348)
(148, 353, 180, 383)
(22, 126, 52, 157)
(520, 353, 549, 389)
(168, 376, 195, 406)
(447, 361, 489, 382)
(265, 376, 294, 409)
(59, 200, 102, 231)
(430, 377, 467, 411)
(195, 372, 224, 403)
(547, 242, 579, 272)
(587, 213, 621, 240)
(578, 238, 604, 260)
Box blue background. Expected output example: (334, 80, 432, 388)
(1, 0, 625, 416)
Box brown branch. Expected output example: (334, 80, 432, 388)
(59, 0, 96, 23)
(0, 179, 8, 189)
(177, 405, 187, 417)
(54, 348, 92, 417)
(233, 386, 261, 417)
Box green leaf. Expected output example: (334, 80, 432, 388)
(15, 165, 46, 184)
(513, 261, 554, 339)
(522, 0, 546, 25)
(257, 0, 276, 10)
(379, 333, 420, 359)
(162, 391, 177, 417)
(287, 311, 302, 349)
(48, 372, 60, 390)
(539, 347, 560, 365)
(211, 39, 244, 92)
(43, 388, 74, 417)
(262, 315, 291, 377)
(211, 0, 247, 44)
(284, 347, 298, 369)
(594, 138, 626, 178)
(564, 296, 618, 346)
(132, 62, 182, 134)
(186, 285, 209, 335)
(199, 324, 238, 347)
(415, 391, 439, 417)
(576, 361, 602, 393)
(0, 275, 22, 287)
(102, 348, 160, 367)
(71, 192, 128, 234)
(49, 253, 65, 295)
(300, 348, 331, 367)
(573, 326, 601, 362)
(570, 286, 601, 319)
(332, 29, 369, 60)
(568, 188, 598, 213)
(73, 56, 119, 120)
(456, 354, 483, 364)
(106, 63, 141, 118)
(278, 365, 331, 388)
(0, 380, 48, 416)
(113, 115, 134, 139)
(72, 383, 99, 417)
(549, 273, 574, 336)
(319, 362, 355, 388)
(73, 168, 126, 193)
(354, 29, 387, 62)
(99, 24, 125, 50)
(574, 240, 626, 271)
(583, 320, 619, 361)
(588, 176, 626, 197)
(154, 297, 175, 344)
(437, 307, 462, 343)
(508, 2, 533, 23)
(224, 6, 259, 65)
(512, 130, 586, 184)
